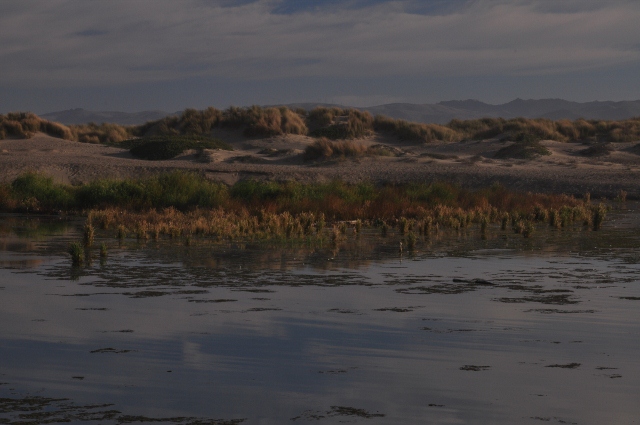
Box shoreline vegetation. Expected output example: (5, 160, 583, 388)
(1, 172, 608, 248)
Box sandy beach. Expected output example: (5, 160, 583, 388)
(1, 131, 639, 199)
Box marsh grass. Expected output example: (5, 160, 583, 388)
(68, 242, 85, 265)
(83, 222, 95, 246)
(1, 172, 606, 241)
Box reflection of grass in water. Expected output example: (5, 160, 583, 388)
(0, 216, 72, 239)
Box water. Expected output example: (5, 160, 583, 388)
(1, 208, 640, 425)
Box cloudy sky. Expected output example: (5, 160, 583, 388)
(1, 0, 639, 113)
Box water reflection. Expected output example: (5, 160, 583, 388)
(0, 208, 639, 424)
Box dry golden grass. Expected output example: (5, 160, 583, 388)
(375, 115, 461, 143)
(0, 112, 74, 140)
(4, 108, 640, 147)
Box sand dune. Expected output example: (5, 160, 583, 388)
(1, 132, 639, 199)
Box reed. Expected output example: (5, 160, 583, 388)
(406, 232, 417, 251)
(592, 203, 607, 230)
(68, 242, 85, 265)
(83, 221, 95, 246)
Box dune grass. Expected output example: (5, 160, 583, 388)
(4, 107, 640, 147)
(494, 134, 552, 160)
(0, 112, 75, 140)
(374, 115, 461, 143)
(303, 138, 394, 161)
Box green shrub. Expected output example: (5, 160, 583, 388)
(10, 173, 73, 210)
(76, 171, 228, 210)
(75, 179, 146, 209)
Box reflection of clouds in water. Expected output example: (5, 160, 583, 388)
(1, 213, 640, 424)
(182, 341, 230, 372)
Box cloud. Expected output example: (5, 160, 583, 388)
(72, 29, 109, 37)
(0, 0, 638, 88)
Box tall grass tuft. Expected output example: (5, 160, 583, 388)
(83, 222, 95, 246)
(304, 138, 370, 161)
(68, 242, 85, 266)
(592, 203, 607, 230)
(375, 115, 461, 143)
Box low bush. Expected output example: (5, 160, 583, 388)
(494, 137, 551, 160)
(128, 135, 232, 160)
(579, 143, 613, 157)
(71, 122, 133, 144)
(10, 172, 74, 211)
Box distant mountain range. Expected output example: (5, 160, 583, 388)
(42, 99, 640, 126)
(361, 99, 640, 124)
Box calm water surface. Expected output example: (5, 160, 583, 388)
(1, 207, 640, 425)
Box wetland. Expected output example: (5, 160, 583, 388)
(1, 201, 639, 424)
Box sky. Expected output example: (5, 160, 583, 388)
(1, 0, 640, 113)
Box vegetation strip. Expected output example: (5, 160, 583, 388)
(3, 106, 640, 146)
(0, 172, 609, 249)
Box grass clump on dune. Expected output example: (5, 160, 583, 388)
(308, 108, 374, 139)
(0, 112, 74, 140)
(374, 115, 461, 143)
(138, 106, 308, 138)
(303, 138, 387, 161)
(494, 133, 551, 160)
(71, 122, 134, 144)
